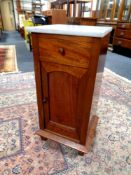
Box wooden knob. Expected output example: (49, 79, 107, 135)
(118, 41, 122, 45)
(58, 47, 65, 55)
(43, 97, 47, 103)
(122, 24, 126, 28)
(120, 32, 124, 36)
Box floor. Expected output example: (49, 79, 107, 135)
(106, 51, 131, 80)
(0, 31, 34, 72)
(0, 31, 131, 80)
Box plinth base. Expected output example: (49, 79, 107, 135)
(36, 116, 98, 154)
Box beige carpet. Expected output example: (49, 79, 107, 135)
(0, 45, 18, 73)
(0, 69, 131, 175)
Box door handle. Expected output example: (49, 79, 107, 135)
(58, 47, 65, 56)
(43, 97, 47, 103)
(120, 32, 124, 36)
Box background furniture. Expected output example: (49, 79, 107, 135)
(32, 15, 48, 25)
(32, 0, 45, 14)
(27, 25, 112, 154)
(0, 10, 3, 38)
(42, 9, 67, 24)
(113, 22, 131, 57)
(67, 17, 97, 25)
(50, 0, 96, 25)
(97, 0, 131, 22)
(0, 48, 5, 70)
(23, 19, 34, 42)
(96, 0, 131, 47)
(51, 0, 93, 18)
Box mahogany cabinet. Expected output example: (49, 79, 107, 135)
(67, 17, 97, 25)
(113, 22, 131, 57)
(27, 25, 112, 154)
(113, 22, 131, 49)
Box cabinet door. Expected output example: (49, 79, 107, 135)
(40, 61, 89, 142)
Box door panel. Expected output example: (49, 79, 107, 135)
(41, 61, 88, 142)
(49, 71, 78, 128)
(1, 0, 15, 31)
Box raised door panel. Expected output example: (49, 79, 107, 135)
(41, 61, 89, 142)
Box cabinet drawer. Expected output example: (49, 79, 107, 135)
(38, 34, 93, 68)
(115, 29, 131, 39)
(113, 37, 131, 49)
(117, 23, 131, 30)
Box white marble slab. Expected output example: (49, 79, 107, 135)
(26, 24, 112, 38)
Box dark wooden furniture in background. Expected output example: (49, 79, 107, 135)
(0, 48, 5, 71)
(42, 9, 67, 24)
(67, 17, 97, 25)
(96, 0, 131, 47)
(49, 0, 96, 26)
(18, 26, 25, 38)
(113, 22, 131, 57)
(51, 0, 93, 18)
(97, 0, 131, 22)
(30, 25, 111, 154)
(0, 9, 3, 37)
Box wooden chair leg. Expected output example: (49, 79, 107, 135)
(27, 33, 32, 52)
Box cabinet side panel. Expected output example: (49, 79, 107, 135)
(79, 38, 101, 145)
(90, 34, 110, 116)
(32, 33, 45, 130)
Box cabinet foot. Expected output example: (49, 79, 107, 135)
(78, 151, 84, 156)
(40, 136, 47, 141)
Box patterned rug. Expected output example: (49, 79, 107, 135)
(0, 45, 18, 73)
(0, 69, 130, 175)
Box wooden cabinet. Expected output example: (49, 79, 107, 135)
(114, 29, 131, 39)
(113, 22, 131, 55)
(67, 17, 97, 25)
(42, 9, 67, 24)
(117, 23, 131, 29)
(98, 0, 131, 22)
(0, 10, 3, 37)
(51, 0, 93, 18)
(31, 26, 111, 154)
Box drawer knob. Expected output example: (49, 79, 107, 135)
(58, 47, 65, 56)
(122, 24, 126, 28)
(118, 41, 122, 45)
(120, 32, 124, 36)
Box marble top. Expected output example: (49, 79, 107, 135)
(26, 25, 112, 38)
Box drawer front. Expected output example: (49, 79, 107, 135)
(38, 34, 93, 68)
(113, 37, 131, 49)
(117, 23, 131, 30)
(115, 29, 131, 39)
